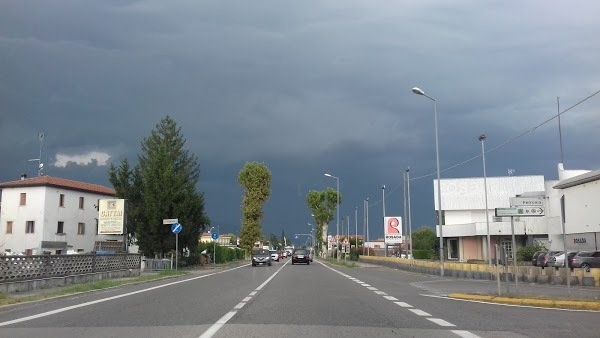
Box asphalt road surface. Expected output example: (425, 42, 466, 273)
(1, 258, 599, 338)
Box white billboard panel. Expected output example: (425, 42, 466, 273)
(98, 199, 125, 235)
(384, 216, 403, 244)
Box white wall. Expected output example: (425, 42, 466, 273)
(1, 187, 46, 254)
(562, 180, 600, 234)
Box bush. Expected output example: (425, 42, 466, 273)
(349, 248, 360, 261)
(517, 242, 547, 262)
(412, 249, 434, 260)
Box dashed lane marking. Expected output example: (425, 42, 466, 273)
(427, 318, 456, 327)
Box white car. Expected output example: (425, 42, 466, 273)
(270, 250, 279, 262)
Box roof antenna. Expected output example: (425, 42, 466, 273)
(508, 169, 515, 176)
(28, 132, 45, 176)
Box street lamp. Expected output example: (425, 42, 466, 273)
(325, 173, 340, 262)
(479, 133, 492, 266)
(412, 86, 444, 277)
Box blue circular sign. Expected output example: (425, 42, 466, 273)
(211, 232, 218, 240)
(171, 223, 182, 234)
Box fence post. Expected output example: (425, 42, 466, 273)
(92, 252, 97, 273)
(44, 254, 51, 278)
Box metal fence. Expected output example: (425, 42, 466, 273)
(144, 258, 173, 271)
(0, 254, 141, 283)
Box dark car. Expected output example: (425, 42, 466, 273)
(531, 251, 545, 266)
(538, 251, 561, 268)
(251, 249, 272, 267)
(291, 249, 310, 265)
(569, 251, 600, 271)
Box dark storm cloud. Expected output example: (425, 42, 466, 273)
(1, 1, 599, 238)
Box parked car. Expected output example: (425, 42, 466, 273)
(531, 251, 545, 266)
(291, 248, 310, 265)
(569, 251, 600, 270)
(251, 249, 272, 267)
(545, 251, 564, 267)
(549, 251, 578, 268)
(538, 251, 561, 267)
(270, 250, 280, 262)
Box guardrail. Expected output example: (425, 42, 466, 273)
(0, 253, 141, 283)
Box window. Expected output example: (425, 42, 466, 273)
(5, 249, 11, 254)
(77, 249, 85, 253)
(59, 194, 65, 207)
(493, 217, 502, 222)
(57, 221, 64, 234)
(20, 193, 26, 206)
(6, 221, 13, 234)
(78, 222, 85, 235)
(448, 239, 459, 259)
(79, 196, 85, 209)
(26, 221, 35, 233)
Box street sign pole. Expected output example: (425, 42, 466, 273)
(176, 232, 178, 271)
(511, 216, 519, 292)
(495, 244, 501, 296)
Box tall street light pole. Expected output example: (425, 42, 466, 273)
(407, 167, 413, 260)
(324, 173, 340, 262)
(354, 207, 358, 253)
(366, 198, 370, 256)
(412, 87, 444, 277)
(382, 185, 386, 257)
(480, 133, 492, 266)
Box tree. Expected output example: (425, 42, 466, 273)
(306, 188, 341, 254)
(269, 233, 280, 249)
(281, 229, 286, 247)
(517, 241, 547, 262)
(108, 116, 209, 257)
(238, 162, 272, 254)
(412, 226, 437, 250)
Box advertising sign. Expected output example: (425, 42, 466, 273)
(98, 199, 126, 235)
(384, 217, 403, 244)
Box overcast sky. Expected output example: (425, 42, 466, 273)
(1, 1, 599, 245)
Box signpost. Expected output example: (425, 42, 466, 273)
(171, 223, 182, 271)
(163, 218, 179, 225)
(497, 200, 545, 293)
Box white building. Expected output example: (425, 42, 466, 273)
(551, 168, 600, 251)
(0, 175, 119, 255)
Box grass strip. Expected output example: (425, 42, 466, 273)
(0, 270, 187, 307)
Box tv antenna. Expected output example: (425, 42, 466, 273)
(28, 132, 45, 176)
(507, 169, 515, 176)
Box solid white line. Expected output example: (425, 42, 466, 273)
(427, 318, 456, 327)
(242, 297, 252, 302)
(255, 260, 289, 291)
(234, 302, 245, 309)
(367, 287, 378, 291)
(249, 291, 257, 296)
(451, 330, 482, 338)
(199, 311, 237, 338)
(419, 293, 600, 313)
(395, 302, 413, 308)
(0, 264, 248, 327)
(374, 291, 387, 295)
(408, 309, 431, 317)
(383, 296, 398, 301)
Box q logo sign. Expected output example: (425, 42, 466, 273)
(387, 217, 400, 234)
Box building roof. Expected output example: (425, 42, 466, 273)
(0, 176, 116, 196)
(553, 169, 600, 189)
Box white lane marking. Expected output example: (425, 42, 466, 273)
(451, 330, 482, 338)
(199, 311, 236, 338)
(199, 259, 290, 338)
(374, 291, 387, 295)
(383, 296, 398, 301)
(367, 287, 378, 291)
(362, 284, 371, 287)
(249, 291, 257, 296)
(355, 280, 363, 283)
(395, 302, 413, 308)
(408, 309, 431, 316)
(0, 264, 248, 327)
(242, 297, 252, 302)
(420, 293, 600, 313)
(427, 318, 456, 327)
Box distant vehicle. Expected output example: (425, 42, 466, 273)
(549, 251, 578, 268)
(531, 251, 545, 266)
(569, 251, 600, 271)
(252, 249, 272, 267)
(278, 251, 284, 260)
(545, 251, 564, 267)
(270, 250, 279, 262)
(308, 248, 314, 262)
(284, 246, 294, 257)
(538, 251, 561, 267)
(292, 248, 310, 265)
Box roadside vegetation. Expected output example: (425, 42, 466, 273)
(0, 270, 186, 307)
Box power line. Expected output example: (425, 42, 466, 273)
(368, 88, 600, 208)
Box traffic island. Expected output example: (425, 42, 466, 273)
(449, 293, 600, 311)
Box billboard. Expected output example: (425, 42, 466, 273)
(384, 216, 402, 244)
(98, 199, 126, 235)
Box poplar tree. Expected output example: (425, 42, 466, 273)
(306, 188, 341, 253)
(238, 162, 271, 254)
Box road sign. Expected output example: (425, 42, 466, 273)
(171, 223, 182, 234)
(163, 218, 179, 225)
(495, 207, 545, 217)
(510, 197, 543, 207)
(211, 232, 218, 240)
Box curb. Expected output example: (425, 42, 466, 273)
(448, 293, 600, 310)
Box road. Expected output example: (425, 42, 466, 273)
(1, 258, 599, 338)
